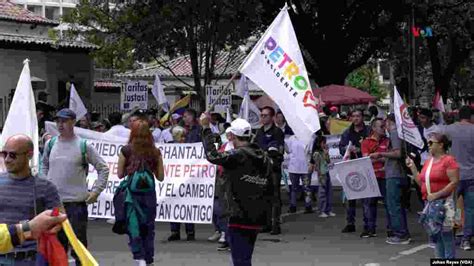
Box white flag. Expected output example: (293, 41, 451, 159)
(394, 87, 424, 149)
(239, 5, 320, 145)
(69, 83, 88, 121)
(226, 107, 232, 123)
(239, 92, 261, 129)
(333, 157, 381, 200)
(235, 75, 249, 98)
(0, 59, 39, 172)
(152, 74, 169, 112)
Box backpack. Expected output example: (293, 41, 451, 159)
(46, 136, 88, 172)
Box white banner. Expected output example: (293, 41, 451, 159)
(45, 125, 216, 224)
(206, 85, 232, 114)
(333, 157, 381, 200)
(121, 80, 148, 111)
(394, 87, 424, 149)
(239, 5, 320, 145)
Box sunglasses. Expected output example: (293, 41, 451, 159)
(0, 151, 28, 160)
(427, 140, 440, 146)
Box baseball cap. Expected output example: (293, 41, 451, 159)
(228, 118, 251, 137)
(54, 108, 76, 120)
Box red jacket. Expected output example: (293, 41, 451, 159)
(361, 135, 389, 179)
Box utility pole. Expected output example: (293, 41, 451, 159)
(408, 2, 416, 105)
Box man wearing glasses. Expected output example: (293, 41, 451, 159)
(0, 135, 61, 265)
(253, 106, 285, 235)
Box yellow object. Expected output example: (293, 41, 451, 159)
(0, 224, 13, 253)
(63, 219, 98, 266)
(329, 117, 352, 135)
(159, 95, 191, 126)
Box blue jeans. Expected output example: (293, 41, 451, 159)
(318, 173, 332, 214)
(289, 173, 311, 208)
(346, 199, 369, 226)
(458, 180, 474, 241)
(213, 197, 229, 243)
(228, 227, 258, 266)
(57, 202, 88, 266)
(386, 178, 410, 238)
(434, 230, 456, 259)
(363, 179, 391, 231)
(0, 257, 36, 266)
(128, 192, 156, 264)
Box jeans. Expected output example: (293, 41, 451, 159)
(434, 230, 456, 259)
(386, 178, 410, 238)
(457, 180, 474, 241)
(363, 179, 391, 231)
(170, 222, 195, 234)
(228, 227, 258, 266)
(128, 192, 156, 264)
(58, 202, 88, 266)
(0, 256, 36, 266)
(318, 173, 332, 214)
(213, 197, 229, 243)
(289, 173, 311, 208)
(346, 199, 369, 226)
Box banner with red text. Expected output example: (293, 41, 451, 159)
(46, 123, 216, 224)
(239, 5, 320, 145)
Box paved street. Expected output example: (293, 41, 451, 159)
(84, 189, 472, 265)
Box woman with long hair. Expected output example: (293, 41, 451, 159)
(117, 120, 164, 266)
(406, 133, 460, 259)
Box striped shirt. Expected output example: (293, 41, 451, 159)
(0, 173, 61, 250)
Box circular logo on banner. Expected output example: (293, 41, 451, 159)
(400, 104, 416, 128)
(345, 172, 368, 192)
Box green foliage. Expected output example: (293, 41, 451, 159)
(346, 65, 387, 101)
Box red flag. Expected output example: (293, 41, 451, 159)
(432, 89, 445, 112)
(36, 208, 68, 266)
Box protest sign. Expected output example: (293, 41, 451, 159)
(326, 135, 343, 186)
(333, 157, 381, 200)
(394, 87, 424, 149)
(45, 124, 216, 224)
(239, 5, 320, 145)
(121, 80, 148, 111)
(206, 85, 232, 114)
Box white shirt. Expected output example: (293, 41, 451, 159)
(159, 128, 173, 143)
(104, 125, 130, 139)
(151, 128, 162, 143)
(285, 135, 310, 174)
(210, 123, 220, 134)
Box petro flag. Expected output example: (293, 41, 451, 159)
(394, 87, 424, 149)
(0, 59, 39, 173)
(69, 83, 88, 121)
(239, 4, 320, 145)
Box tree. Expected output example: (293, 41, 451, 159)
(346, 65, 388, 101)
(64, 0, 265, 110)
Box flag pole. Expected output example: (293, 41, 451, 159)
(206, 72, 239, 113)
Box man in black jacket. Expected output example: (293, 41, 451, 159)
(253, 106, 285, 235)
(200, 114, 273, 266)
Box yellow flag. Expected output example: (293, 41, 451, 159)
(63, 219, 98, 266)
(329, 117, 352, 135)
(159, 95, 191, 126)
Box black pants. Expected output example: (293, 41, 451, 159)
(266, 169, 282, 229)
(57, 202, 88, 266)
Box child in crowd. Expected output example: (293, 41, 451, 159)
(312, 136, 335, 218)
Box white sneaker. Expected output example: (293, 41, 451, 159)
(134, 260, 146, 266)
(208, 231, 221, 242)
(218, 232, 226, 243)
(328, 212, 336, 217)
(318, 213, 329, 218)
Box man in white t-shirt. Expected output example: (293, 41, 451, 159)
(104, 112, 130, 139)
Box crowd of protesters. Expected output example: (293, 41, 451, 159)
(0, 98, 472, 265)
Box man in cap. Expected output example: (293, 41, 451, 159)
(41, 108, 109, 265)
(200, 115, 273, 266)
